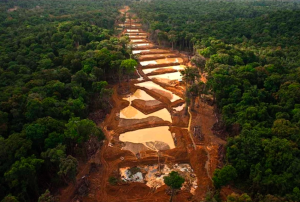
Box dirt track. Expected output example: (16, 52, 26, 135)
(59, 6, 226, 202)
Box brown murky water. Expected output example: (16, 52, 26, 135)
(119, 126, 175, 149)
(139, 53, 176, 60)
(142, 65, 185, 74)
(126, 29, 139, 32)
(119, 24, 141, 27)
(130, 39, 145, 42)
(133, 43, 151, 46)
(124, 89, 155, 102)
(156, 58, 183, 64)
(125, 32, 147, 35)
(129, 35, 147, 39)
(120, 106, 172, 122)
(132, 50, 151, 54)
(140, 58, 183, 66)
(135, 81, 181, 102)
(139, 60, 157, 66)
(148, 71, 182, 81)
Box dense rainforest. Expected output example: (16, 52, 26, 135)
(131, 0, 300, 201)
(0, 0, 133, 201)
(2, 0, 300, 201)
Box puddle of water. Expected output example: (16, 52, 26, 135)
(124, 89, 155, 102)
(140, 58, 183, 66)
(139, 53, 175, 59)
(132, 50, 150, 54)
(131, 39, 144, 42)
(127, 29, 139, 32)
(129, 36, 147, 38)
(140, 60, 157, 66)
(148, 71, 182, 81)
(119, 126, 175, 149)
(173, 103, 186, 112)
(125, 33, 147, 35)
(121, 24, 141, 27)
(156, 58, 183, 64)
(132, 43, 151, 47)
(120, 106, 171, 122)
(142, 65, 185, 74)
(135, 81, 181, 102)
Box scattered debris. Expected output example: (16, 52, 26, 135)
(211, 120, 228, 140)
(194, 126, 204, 144)
(119, 164, 198, 194)
(84, 136, 102, 159)
(88, 109, 106, 124)
(217, 144, 225, 168)
(89, 162, 100, 174)
(120, 167, 144, 183)
(73, 176, 90, 197)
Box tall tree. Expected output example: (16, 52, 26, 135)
(163, 171, 185, 202)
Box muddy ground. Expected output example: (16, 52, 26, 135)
(58, 6, 227, 202)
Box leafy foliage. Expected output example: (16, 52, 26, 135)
(163, 171, 185, 190)
(213, 165, 237, 189)
(133, 0, 300, 200)
(0, 0, 132, 200)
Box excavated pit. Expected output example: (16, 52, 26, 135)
(129, 35, 147, 39)
(59, 7, 226, 202)
(119, 106, 172, 122)
(139, 53, 178, 61)
(119, 163, 198, 194)
(132, 49, 170, 55)
(148, 71, 182, 81)
(125, 32, 147, 35)
(126, 29, 140, 32)
(123, 89, 155, 102)
(119, 126, 175, 150)
(140, 58, 183, 66)
(135, 81, 182, 102)
(131, 43, 152, 47)
(131, 99, 167, 114)
(143, 65, 185, 75)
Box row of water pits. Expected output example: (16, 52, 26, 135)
(114, 14, 198, 194)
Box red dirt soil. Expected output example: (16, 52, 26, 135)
(58, 6, 227, 202)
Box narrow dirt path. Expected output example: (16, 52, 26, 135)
(188, 106, 196, 149)
(204, 146, 213, 180)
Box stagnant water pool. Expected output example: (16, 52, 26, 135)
(140, 58, 183, 66)
(123, 89, 155, 102)
(132, 50, 150, 54)
(126, 29, 139, 32)
(142, 65, 185, 74)
(132, 43, 151, 47)
(139, 53, 176, 60)
(119, 126, 175, 149)
(148, 71, 182, 81)
(120, 106, 172, 122)
(135, 81, 181, 102)
(130, 39, 145, 42)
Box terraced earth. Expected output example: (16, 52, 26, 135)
(59, 6, 226, 202)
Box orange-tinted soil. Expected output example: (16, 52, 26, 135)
(58, 6, 227, 202)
